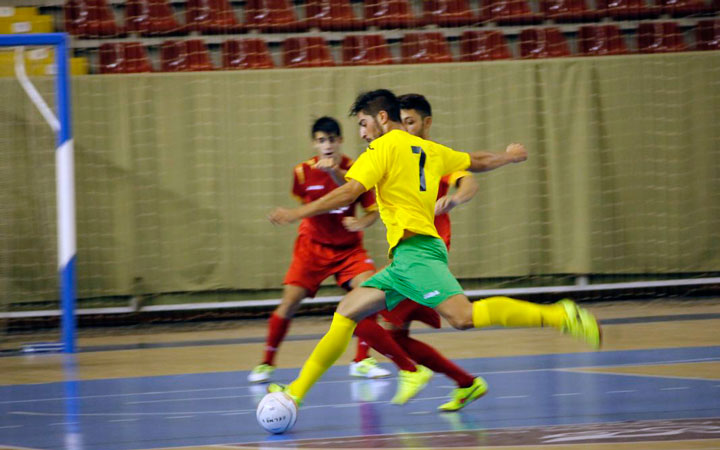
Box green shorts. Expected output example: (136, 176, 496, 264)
(361, 235, 464, 310)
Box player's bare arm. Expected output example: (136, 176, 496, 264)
(435, 175, 479, 215)
(468, 143, 528, 173)
(269, 179, 366, 225)
(342, 209, 379, 232)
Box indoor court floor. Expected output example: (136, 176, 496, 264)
(2, 298, 720, 450)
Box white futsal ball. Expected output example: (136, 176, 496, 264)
(256, 392, 298, 434)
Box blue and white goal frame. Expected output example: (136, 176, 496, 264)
(0, 33, 76, 353)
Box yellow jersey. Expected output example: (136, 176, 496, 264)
(346, 129, 471, 251)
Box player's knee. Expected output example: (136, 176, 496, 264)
(275, 300, 301, 318)
(446, 315, 473, 330)
(273, 305, 292, 319)
(335, 303, 362, 322)
(439, 295, 474, 330)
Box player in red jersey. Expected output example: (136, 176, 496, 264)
(249, 117, 424, 386)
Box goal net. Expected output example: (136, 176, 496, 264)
(1, 23, 719, 352)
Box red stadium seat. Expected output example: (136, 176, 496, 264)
(99, 42, 154, 73)
(365, 0, 418, 29)
(186, 0, 244, 33)
(401, 32, 453, 64)
(483, 0, 544, 25)
(244, 0, 307, 32)
(696, 19, 720, 50)
(541, 0, 601, 21)
(459, 30, 512, 61)
(577, 25, 629, 55)
(342, 34, 394, 65)
(305, 0, 365, 31)
(656, 0, 715, 16)
(595, 0, 661, 19)
(65, 0, 122, 38)
(283, 37, 335, 67)
(160, 39, 214, 71)
(125, 0, 187, 36)
(422, 0, 477, 27)
(637, 22, 687, 53)
(222, 39, 274, 69)
(519, 27, 571, 58)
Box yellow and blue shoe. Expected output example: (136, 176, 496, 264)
(391, 365, 433, 405)
(438, 377, 488, 412)
(559, 299, 602, 349)
(268, 383, 302, 408)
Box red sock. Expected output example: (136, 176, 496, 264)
(262, 313, 291, 366)
(354, 314, 374, 362)
(390, 329, 475, 388)
(354, 338, 370, 362)
(354, 317, 417, 372)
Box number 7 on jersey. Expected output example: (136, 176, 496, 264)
(411, 146, 426, 192)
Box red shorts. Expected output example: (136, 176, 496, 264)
(380, 299, 442, 329)
(284, 234, 376, 297)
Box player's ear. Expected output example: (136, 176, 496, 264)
(377, 110, 388, 125)
(424, 116, 433, 130)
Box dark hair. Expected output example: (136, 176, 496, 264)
(398, 93, 432, 118)
(349, 89, 402, 122)
(311, 116, 342, 137)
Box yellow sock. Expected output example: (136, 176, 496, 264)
(288, 313, 356, 400)
(472, 296, 565, 329)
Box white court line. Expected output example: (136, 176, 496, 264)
(1, 377, 365, 405)
(660, 386, 690, 390)
(0, 386, 251, 404)
(0, 425, 23, 429)
(606, 389, 637, 394)
(108, 418, 139, 423)
(470, 356, 720, 378)
(565, 369, 719, 382)
(126, 395, 253, 404)
(10, 409, 256, 417)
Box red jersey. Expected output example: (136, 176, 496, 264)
(434, 171, 471, 248)
(292, 155, 377, 247)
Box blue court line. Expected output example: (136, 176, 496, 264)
(1, 346, 719, 450)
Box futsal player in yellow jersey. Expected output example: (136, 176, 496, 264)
(268, 89, 601, 409)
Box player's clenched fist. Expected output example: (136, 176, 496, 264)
(313, 158, 338, 173)
(269, 207, 299, 225)
(435, 196, 457, 216)
(342, 216, 362, 232)
(506, 143, 527, 163)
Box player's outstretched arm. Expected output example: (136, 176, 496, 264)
(269, 179, 367, 225)
(435, 175, 479, 215)
(468, 143, 527, 173)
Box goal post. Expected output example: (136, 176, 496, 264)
(0, 33, 76, 353)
